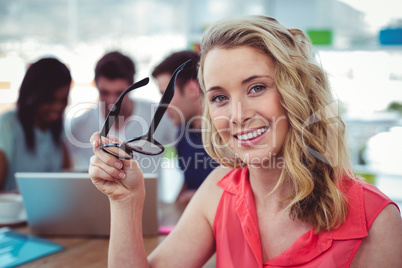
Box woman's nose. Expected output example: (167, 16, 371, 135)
(230, 99, 253, 126)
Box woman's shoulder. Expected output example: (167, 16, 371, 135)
(350, 202, 402, 267)
(196, 166, 232, 195)
(340, 176, 399, 225)
(0, 109, 16, 120)
(190, 166, 233, 223)
(0, 109, 19, 130)
(206, 165, 233, 182)
(68, 106, 98, 125)
(343, 176, 398, 213)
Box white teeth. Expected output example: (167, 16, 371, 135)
(236, 127, 268, 141)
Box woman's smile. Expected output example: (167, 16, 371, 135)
(233, 126, 269, 148)
(234, 126, 269, 141)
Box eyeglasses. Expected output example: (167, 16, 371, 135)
(99, 59, 191, 159)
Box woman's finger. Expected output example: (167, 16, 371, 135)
(90, 132, 102, 148)
(90, 132, 122, 147)
(89, 163, 114, 183)
(90, 136, 125, 172)
(89, 156, 115, 182)
(89, 155, 126, 181)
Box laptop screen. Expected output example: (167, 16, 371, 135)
(15, 172, 158, 236)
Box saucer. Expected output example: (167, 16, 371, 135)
(0, 210, 27, 226)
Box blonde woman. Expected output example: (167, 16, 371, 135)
(89, 16, 402, 267)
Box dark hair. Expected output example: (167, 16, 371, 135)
(152, 50, 200, 92)
(95, 51, 136, 85)
(17, 57, 72, 152)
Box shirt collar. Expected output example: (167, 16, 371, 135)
(217, 166, 248, 195)
(218, 168, 367, 239)
(217, 167, 368, 266)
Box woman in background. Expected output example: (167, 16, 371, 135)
(89, 16, 402, 267)
(0, 57, 72, 191)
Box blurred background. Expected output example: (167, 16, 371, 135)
(0, 0, 401, 203)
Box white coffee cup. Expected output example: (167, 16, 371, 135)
(0, 193, 23, 221)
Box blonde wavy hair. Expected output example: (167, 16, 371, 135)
(198, 15, 353, 232)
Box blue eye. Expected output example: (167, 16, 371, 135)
(211, 94, 228, 103)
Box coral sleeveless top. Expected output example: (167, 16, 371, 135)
(213, 167, 399, 268)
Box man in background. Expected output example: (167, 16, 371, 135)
(66, 51, 176, 175)
(152, 50, 217, 203)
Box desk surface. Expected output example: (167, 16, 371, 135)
(3, 202, 188, 267)
(12, 228, 164, 267)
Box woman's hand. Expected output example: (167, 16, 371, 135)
(88, 132, 145, 202)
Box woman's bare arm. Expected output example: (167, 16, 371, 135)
(148, 167, 228, 267)
(351, 204, 402, 267)
(89, 132, 228, 267)
(89, 134, 149, 267)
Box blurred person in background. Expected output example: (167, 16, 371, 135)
(152, 51, 218, 203)
(66, 51, 176, 175)
(0, 57, 72, 191)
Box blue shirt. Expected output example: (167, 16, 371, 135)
(176, 127, 218, 189)
(0, 110, 63, 191)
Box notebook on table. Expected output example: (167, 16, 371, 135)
(0, 227, 64, 267)
(15, 172, 158, 236)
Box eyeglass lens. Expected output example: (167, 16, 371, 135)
(102, 146, 132, 160)
(126, 139, 163, 155)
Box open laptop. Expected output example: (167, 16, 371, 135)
(15, 172, 158, 236)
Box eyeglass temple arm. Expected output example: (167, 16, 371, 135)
(146, 59, 191, 139)
(100, 77, 149, 137)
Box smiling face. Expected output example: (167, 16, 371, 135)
(35, 84, 70, 129)
(203, 46, 289, 167)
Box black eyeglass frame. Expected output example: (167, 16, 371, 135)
(99, 59, 191, 159)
